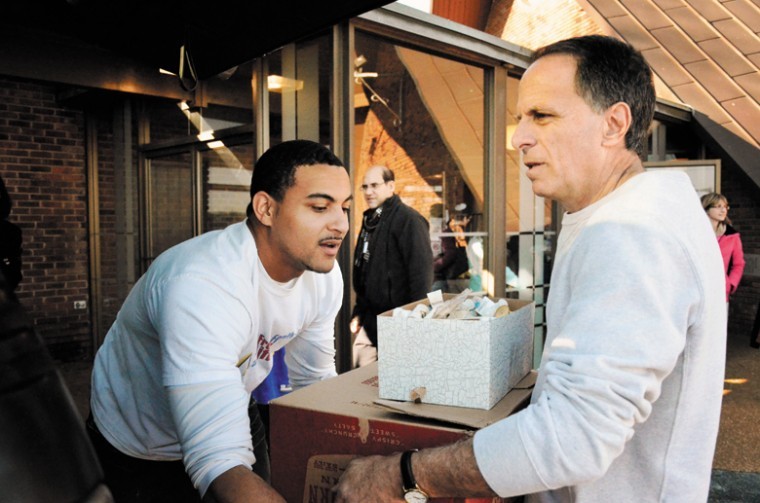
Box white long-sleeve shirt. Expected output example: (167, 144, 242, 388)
(91, 220, 342, 496)
(474, 171, 726, 502)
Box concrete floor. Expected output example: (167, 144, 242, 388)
(709, 327, 760, 503)
(715, 329, 760, 472)
(57, 329, 760, 502)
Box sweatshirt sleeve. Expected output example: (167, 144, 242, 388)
(169, 381, 254, 497)
(474, 215, 701, 496)
(151, 276, 257, 497)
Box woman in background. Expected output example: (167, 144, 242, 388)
(432, 214, 471, 293)
(701, 192, 745, 303)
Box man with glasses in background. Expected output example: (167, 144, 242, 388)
(350, 165, 433, 367)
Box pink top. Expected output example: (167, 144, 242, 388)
(717, 231, 745, 300)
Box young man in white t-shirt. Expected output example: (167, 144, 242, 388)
(89, 140, 352, 502)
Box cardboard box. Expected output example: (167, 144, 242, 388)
(377, 297, 535, 410)
(270, 363, 535, 503)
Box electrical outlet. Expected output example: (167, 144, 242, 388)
(74, 300, 87, 310)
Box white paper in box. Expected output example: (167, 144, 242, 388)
(377, 297, 534, 410)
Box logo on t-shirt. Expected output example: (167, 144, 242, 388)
(256, 334, 271, 361)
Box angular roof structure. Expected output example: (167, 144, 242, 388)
(478, 0, 759, 186)
(487, 0, 759, 148)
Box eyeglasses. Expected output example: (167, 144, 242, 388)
(710, 205, 730, 211)
(360, 181, 388, 192)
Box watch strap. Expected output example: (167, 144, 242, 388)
(400, 449, 419, 491)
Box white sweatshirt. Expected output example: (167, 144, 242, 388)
(474, 171, 726, 502)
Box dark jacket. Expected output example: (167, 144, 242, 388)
(352, 194, 433, 345)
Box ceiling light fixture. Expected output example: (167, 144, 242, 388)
(267, 75, 304, 92)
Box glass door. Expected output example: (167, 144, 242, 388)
(139, 60, 254, 270)
(144, 151, 195, 267)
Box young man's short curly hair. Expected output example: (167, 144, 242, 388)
(246, 140, 345, 219)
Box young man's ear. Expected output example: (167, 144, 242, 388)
(251, 192, 276, 227)
(602, 102, 631, 147)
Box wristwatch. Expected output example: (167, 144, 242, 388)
(401, 449, 430, 503)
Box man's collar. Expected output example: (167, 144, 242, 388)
(380, 193, 399, 209)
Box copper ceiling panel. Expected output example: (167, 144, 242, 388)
(685, 59, 746, 102)
(584, 0, 628, 17)
(735, 73, 760, 102)
(608, 14, 661, 49)
(713, 19, 760, 56)
(642, 47, 695, 86)
(699, 39, 756, 77)
(683, 0, 731, 22)
(671, 82, 734, 123)
(578, 0, 759, 149)
(651, 26, 706, 63)
(722, 0, 760, 32)
(652, 0, 683, 10)
(667, 6, 719, 41)
(723, 97, 760, 139)
(621, 0, 672, 29)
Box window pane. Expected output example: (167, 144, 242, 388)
(354, 31, 486, 293)
(267, 34, 333, 145)
(147, 152, 194, 261)
(201, 143, 255, 231)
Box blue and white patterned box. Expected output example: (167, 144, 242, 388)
(377, 297, 534, 410)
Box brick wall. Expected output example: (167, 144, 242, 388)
(0, 76, 91, 360)
(92, 105, 126, 344)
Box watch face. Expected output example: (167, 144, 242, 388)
(404, 489, 428, 503)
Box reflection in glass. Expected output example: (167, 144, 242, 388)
(201, 143, 255, 232)
(353, 31, 486, 293)
(267, 35, 333, 145)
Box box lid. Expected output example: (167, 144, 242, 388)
(374, 371, 536, 429)
(378, 295, 534, 318)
